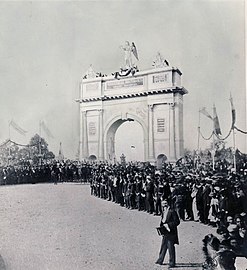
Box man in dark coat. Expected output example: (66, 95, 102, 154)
(146, 176, 154, 214)
(155, 199, 180, 268)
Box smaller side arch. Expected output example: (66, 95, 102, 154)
(88, 155, 97, 161)
(156, 154, 167, 169)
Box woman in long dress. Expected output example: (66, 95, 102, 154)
(208, 192, 219, 227)
(191, 184, 199, 221)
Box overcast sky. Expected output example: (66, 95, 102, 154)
(0, 0, 246, 160)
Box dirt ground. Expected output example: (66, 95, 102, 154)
(0, 183, 245, 270)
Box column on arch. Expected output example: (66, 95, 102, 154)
(148, 104, 155, 161)
(169, 103, 176, 161)
(98, 109, 104, 160)
(174, 93, 184, 159)
(82, 111, 88, 159)
(79, 109, 83, 160)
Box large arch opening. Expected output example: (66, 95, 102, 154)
(115, 121, 145, 162)
(104, 115, 147, 162)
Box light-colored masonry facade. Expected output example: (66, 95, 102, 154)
(77, 66, 188, 163)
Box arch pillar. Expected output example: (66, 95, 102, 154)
(82, 111, 88, 159)
(148, 105, 155, 161)
(98, 109, 104, 160)
(169, 104, 176, 161)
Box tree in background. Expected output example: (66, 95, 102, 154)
(28, 134, 55, 165)
(0, 134, 55, 166)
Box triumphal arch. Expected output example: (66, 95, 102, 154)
(77, 44, 188, 163)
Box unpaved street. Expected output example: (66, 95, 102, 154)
(0, 183, 239, 270)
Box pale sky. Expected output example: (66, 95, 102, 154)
(0, 0, 246, 160)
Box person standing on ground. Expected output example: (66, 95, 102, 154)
(155, 199, 180, 268)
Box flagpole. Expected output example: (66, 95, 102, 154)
(232, 126, 237, 172)
(230, 93, 237, 172)
(195, 109, 201, 170)
(197, 109, 201, 151)
(212, 133, 215, 171)
(212, 105, 215, 171)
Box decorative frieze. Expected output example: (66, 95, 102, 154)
(153, 73, 169, 84)
(106, 78, 144, 90)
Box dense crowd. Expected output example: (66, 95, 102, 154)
(0, 161, 92, 185)
(89, 160, 247, 259)
(1, 157, 247, 261)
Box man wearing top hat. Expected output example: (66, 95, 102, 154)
(155, 198, 180, 268)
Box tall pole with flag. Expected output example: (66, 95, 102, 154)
(197, 109, 201, 151)
(230, 94, 237, 172)
(212, 105, 216, 171)
(212, 104, 222, 171)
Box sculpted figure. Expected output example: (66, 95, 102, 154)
(153, 52, 169, 68)
(85, 65, 96, 79)
(120, 41, 138, 69)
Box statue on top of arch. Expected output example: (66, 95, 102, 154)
(83, 65, 107, 79)
(152, 52, 169, 69)
(120, 41, 139, 69)
(112, 41, 139, 79)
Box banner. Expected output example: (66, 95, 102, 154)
(213, 105, 222, 135)
(229, 95, 236, 127)
(9, 120, 27, 136)
(112, 66, 138, 79)
(199, 107, 213, 120)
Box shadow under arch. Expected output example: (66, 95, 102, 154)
(104, 113, 148, 161)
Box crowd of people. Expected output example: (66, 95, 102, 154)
(0, 160, 92, 185)
(89, 160, 247, 261)
(0, 157, 247, 264)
